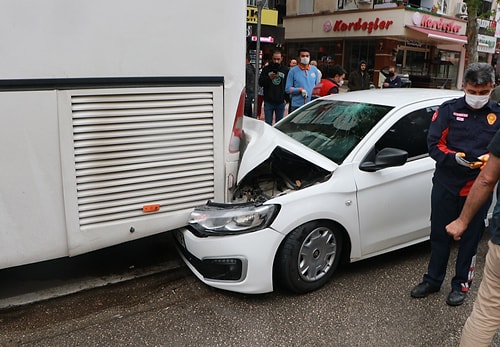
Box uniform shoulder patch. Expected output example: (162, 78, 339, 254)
(432, 109, 438, 122)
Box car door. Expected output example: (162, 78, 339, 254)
(353, 103, 440, 257)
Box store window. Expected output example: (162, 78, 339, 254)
(433, 0, 449, 14)
(344, 40, 375, 79)
(433, 50, 460, 81)
(397, 44, 460, 89)
(397, 46, 429, 76)
(286, 41, 339, 71)
(298, 0, 314, 14)
(408, 0, 434, 10)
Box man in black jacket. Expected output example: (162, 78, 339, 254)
(348, 60, 371, 91)
(244, 53, 255, 117)
(259, 50, 289, 125)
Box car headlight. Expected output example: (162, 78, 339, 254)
(188, 202, 280, 236)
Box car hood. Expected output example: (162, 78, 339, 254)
(238, 117, 338, 183)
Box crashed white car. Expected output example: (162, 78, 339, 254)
(174, 88, 463, 294)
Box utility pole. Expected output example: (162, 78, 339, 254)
(253, 0, 265, 119)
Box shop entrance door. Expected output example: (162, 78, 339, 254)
(344, 40, 375, 81)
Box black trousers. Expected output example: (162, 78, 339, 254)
(423, 181, 491, 292)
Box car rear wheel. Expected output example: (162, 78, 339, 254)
(276, 221, 342, 294)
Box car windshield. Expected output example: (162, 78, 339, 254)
(275, 99, 394, 164)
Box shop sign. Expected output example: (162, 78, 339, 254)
(478, 19, 496, 36)
(323, 18, 394, 34)
(406, 40, 423, 48)
(478, 19, 493, 29)
(247, 7, 278, 26)
(477, 34, 496, 53)
(250, 36, 274, 43)
(412, 12, 462, 34)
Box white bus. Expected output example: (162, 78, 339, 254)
(0, 0, 246, 269)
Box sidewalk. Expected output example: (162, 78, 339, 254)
(0, 232, 184, 310)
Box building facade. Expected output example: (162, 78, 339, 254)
(247, 4, 285, 67)
(284, 0, 498, 89)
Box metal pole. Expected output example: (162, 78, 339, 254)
(253, 1, 264, 119)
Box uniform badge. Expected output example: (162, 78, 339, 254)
(431, 110, 438, 122)
(487, 113, 497, 125)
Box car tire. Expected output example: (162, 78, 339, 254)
(276, 221, 342, 294)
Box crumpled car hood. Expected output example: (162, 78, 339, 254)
(238, 117, 338, 184)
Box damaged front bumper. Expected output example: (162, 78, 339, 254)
(173, 223, 284, 294)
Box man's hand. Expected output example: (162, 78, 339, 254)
(446, 218, 468, 241)
(300, 88, 308, 98)
(478, 154, 490, 169)
(455, 152, 483, 169)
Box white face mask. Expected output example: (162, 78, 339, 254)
(465, 94, 490, 109)
(338, 80, 344, 87)
(300, 57, 310, 65)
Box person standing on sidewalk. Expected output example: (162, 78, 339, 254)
(382, 65, 402, 88)
(285, 48, 321, 114)
(410, 62, 500, 306)
(259, 50, 289, 125)
(244, 53, 255, 117)
(312, 64, 346, 98)
(310, 60, 322, 81)
(446, 130, 500, 346)
(486, 87, 500, 238)
(348, 60, 371, 91)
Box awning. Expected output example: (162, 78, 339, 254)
(406, 25, 467, 44)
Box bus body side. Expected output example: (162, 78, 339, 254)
(0, 0, 246, 269)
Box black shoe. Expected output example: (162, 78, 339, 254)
(446, 289, 466, 306)
(410, 282, 440, 298)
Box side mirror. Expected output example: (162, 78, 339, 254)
(359, 147, 408, 172)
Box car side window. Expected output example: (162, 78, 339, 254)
(375, 106, 438, 160)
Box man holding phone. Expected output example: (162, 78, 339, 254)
(259, 50, 289, 125)
(410, 63, 500, 306)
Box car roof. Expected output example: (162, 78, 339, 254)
(320, 88, 464, 106)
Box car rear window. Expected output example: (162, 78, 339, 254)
(275, 100, 393, 164)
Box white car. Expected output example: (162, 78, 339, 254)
(174, 88, 464, 294)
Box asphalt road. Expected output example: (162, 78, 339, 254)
(0, 232, 183, 310)
(1, 231, 500, 346)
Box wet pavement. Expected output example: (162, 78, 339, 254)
(2, 231, 500, 346)
(0, 232, 184, 310)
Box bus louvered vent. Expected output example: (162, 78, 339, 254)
(71, 91, 215, 229)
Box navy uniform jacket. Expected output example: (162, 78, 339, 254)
(383, 75, 402, 88)
(428, 97, 500, 196)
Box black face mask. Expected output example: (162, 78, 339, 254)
(389, 72, 395, 77)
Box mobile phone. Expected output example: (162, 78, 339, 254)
(460, 155, 480, 164)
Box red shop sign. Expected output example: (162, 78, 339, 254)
(414, 13, 462, 33)
(324, 18, 394, 34)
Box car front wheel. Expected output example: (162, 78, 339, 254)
(276, 221, 342, 294)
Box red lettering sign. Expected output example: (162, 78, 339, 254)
(420, 15, 461, 33)
(332, 17, 393, 34)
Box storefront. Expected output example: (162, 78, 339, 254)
(283, 6, 469, 89)
(247, 6, 285, 67)
(477, 19, 497, 65)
